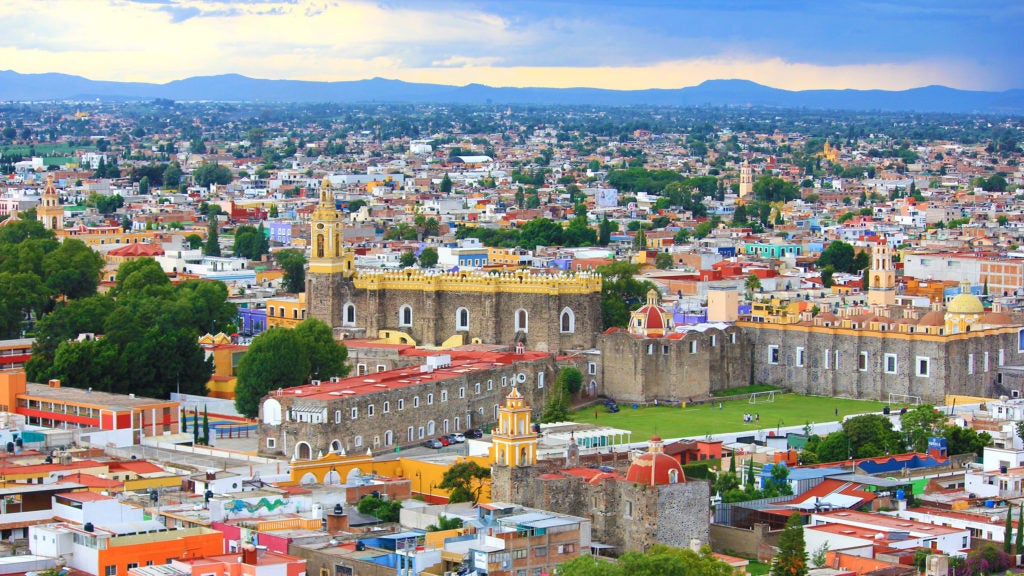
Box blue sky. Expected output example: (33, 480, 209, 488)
(1, 0, 1020, 90)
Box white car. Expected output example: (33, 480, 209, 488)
(450, 433, 466, 443)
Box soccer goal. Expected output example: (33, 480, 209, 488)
(749, 391, 778, 404)
(888, 393, 922, 407)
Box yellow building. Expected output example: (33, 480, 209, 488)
(37, 175, 64, 231)
(198, 333, 246, 400)
(490, 387, 538, 467)
(266, 293, 307, 329)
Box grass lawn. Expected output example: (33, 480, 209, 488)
(570, 394, 888, 441)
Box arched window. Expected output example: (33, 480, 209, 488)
(343, 303, 356, 326)
(560, 308, 575, 333)
(316, 235, 324, 258)
(399, 305, 413, 327)
(295, 442, 312, 460)
(515, 308, 528, 332)
(456, 307, 470, 330)
(384, 430, 393, 446)
(668, 469, 679, 484)
(330, 440, 342, 453)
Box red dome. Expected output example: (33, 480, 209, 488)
(625, 452, 685, 486)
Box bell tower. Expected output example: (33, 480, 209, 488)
(738, 160, 753, 205)
(307, 178, 354, 328)
(491, 387, 538, 468)
(37, 175, 64, 232)
(868, 239, 896, 308)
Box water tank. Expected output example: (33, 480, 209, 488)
(895, 489, 905, 500)
(84, 522, 94, 532)
(986, 500, 995, 508)
(334, 503, 344, 515)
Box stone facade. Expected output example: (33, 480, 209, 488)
(595, 325, 751, 403)
(258, 352, 556, 458)
(742, 322, 1022, 403)
(306, 179, 602, 354)
(491, 460, 710, 553)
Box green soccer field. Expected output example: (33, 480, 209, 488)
(570, 394, 889, 441)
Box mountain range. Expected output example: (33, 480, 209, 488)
(1, 70, 1022, 114)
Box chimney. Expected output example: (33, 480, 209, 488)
(326, 506, 350, 532)
(241, 544, 258, 565)
(48, 379, 61, 388)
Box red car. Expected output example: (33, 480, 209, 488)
(437, 436, 451, 446)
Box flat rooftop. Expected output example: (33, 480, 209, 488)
(23, 381, 175, 409)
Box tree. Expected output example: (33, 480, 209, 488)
(655, 252, 674, 270)
(1006, 505, 1014, 554)
(817, 241, 856, 273)
(295, 318, 351, 381)
(234, 328, 311, 418)
(821, 265, 835, 288)
(745, 274, 762, 293)
(269, 204, 279, 218)
(559, 544, 733, 576)
(842, 414, 901, 458)
(439, 461, 490, 504)
(204, 219, 221, 256)
(771, 512, 808, 576)
(426, 515, 464, 532)
(163, 162, 183, 189)
(633, 228, 647, 250)
(598, 216, 613, 246)
(202, 406, 210, 446)
(399, 251, 417, 268)
(418, 247, 438, 269)
(357, 495, 402, 522)
(184, 234, 203, 249)
(42, 239, 104, 300)
(597, 261, 656, 330)
(439, 173, 453, 193)
(234, 319, 350, 418)
(277, 249, 306, 293)
(138, 175, 150, 195)
(556, 367, 583, 396)
(113, 257, 171, 299)
(232, 225, 269, 260)
(900, 405, 945, 452)
(193, 162, 233, 187)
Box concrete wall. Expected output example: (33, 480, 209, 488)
(709, 523, 781, 562)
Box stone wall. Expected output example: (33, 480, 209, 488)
(491, 460, 712, 554)
(743, 323, 1022, 403)
(709, 523, 780, 562)
(597, 326, 751, 403)
(259, 356, 556, 458)
(308, 268, 603, 353)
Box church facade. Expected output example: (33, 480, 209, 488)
(305, 179, 602, 353)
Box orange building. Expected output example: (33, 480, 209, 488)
(0, 370, 180, 446)
(0, 338, 33, 371)
(131, 547, 306, 576)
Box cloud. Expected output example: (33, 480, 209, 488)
(0, 0, 1017, 90)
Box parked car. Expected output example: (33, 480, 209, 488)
(465, 428, 483, 439)
(422, 439, 443, 449)
(437, 436, 451, 446)
(450, 432, 466, 443)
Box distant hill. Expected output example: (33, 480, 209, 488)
(1, 70, 1022, 114)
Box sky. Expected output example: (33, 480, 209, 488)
(1, 0, 1021, 91)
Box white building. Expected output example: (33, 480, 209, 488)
(805, 510, 969, 558)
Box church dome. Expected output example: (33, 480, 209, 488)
(947, 292, 984, 315)
(917, 310, 945, 326)
(625, 436, 685, 486)
(629, 289, 673, 337)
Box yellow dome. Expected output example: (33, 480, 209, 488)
(947, 292, 984, 314)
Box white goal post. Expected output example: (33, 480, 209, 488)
(749, 391, 777, 404)
(888, 393, 922, 407)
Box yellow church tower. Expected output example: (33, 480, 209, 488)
(491, 387, 538, 467)
(867, 239, 896, 308)
(309, 177, 352, 275)
(37, 175, 64, 232)
(738, 160, 753, 204)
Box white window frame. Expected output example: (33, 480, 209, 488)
(916, 356, 931, 378)
(795, 347, 805, 367)
(427, 393, 434, 405)
(884, 353, 898, 374)
(858, 351, 868, 372)
(968, 353, 974, 375)
(413, 396, 420, 408)
(398, 398, 405, 411)
(689, 341, 698, 354)
(383, 401, 390, 413)
(441, 390, 448, 402)
(459, 386, 465, 399)
(334, 410, 342, 424)
(824, 348, 831, 370)
(351, 407, 358, 420)
(588, 362, 597, 375)
(367, 404, 375, 417)
(399, 304, 413, 327)
(768, 345, 780, 365)
(456, 307, 470, 331)
(266, 437, 276, 449)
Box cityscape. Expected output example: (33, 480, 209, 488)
(1, 2, 1024, 576)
